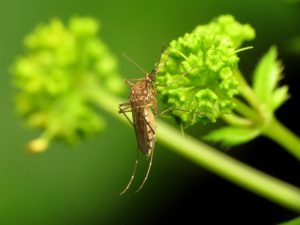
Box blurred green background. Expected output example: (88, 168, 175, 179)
(0, 0, 300, 224)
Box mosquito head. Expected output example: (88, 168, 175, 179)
(147, 67, 158, 81)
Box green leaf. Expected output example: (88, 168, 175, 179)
(278, 217, 300, 225)
(203, 126, 260, 146)
(272, 85, 289, 111)
(253, 46, 283, 108)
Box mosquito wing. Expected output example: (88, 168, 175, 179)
(132, 107, 156, 156)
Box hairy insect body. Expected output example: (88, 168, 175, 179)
(119, 47, 207, 194)
(130, 78, 157, 156)
(118, 74, 158, 194)
(118, 48, 167, 194)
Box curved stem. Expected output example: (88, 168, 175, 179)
(263, 117, 300, 160)
(222, 113, 253, 127)
(158, 120, 300, 212)
(234, 70, 262, 112)
(233, 98, 262, 123)
(233, 69, 300, 160)
(90, 89, 300, 212)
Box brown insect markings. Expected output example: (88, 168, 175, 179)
(130, 75, 157, 156)
(118, 47, 168, 194)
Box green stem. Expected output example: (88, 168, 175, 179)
(234, 70, 262, 112)
(158, 120, 300, 212)
(91, 89, 300, 212)
(233, 98, 262, 123)
(263, 117, 300, 160)
(222, 113, 253, 127)
(234, 70, 300, 160)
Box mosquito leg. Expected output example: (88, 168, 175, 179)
(160, 107, 206, 116)
(156, 108, 173, 117)
(131, 111, 156, 193)
(157, 107, 211, 123)
(119, 102, 131, 109)
(119, 103, 132, 113)
(118, 104, 134, 126)
(156, 63, 202, 87)
(119, 150, 140, 195)
(135, 148, 154, 193)
(124, 78, 144, 86)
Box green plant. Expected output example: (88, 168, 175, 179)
(156, 16, 299, 161)
(12, 17, 124, 152)
(12, 15, 300, 212)
(156, 15, 254, 126)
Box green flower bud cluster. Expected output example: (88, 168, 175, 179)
(156, 15, 255, 126)
(12, 17, 124, 149)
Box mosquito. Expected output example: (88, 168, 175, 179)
(118, 46, 169, 195)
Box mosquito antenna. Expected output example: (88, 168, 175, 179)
(119, 149, 140, 195)
(156, 64, 199, 87)
(171, 65, 198, 83)
(155, 43, 165, 69)
(156, 48, 170, 72)
(122, 53, 148, 75)
(135, 149, 154, 193)
(149, 43, 170, 79)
